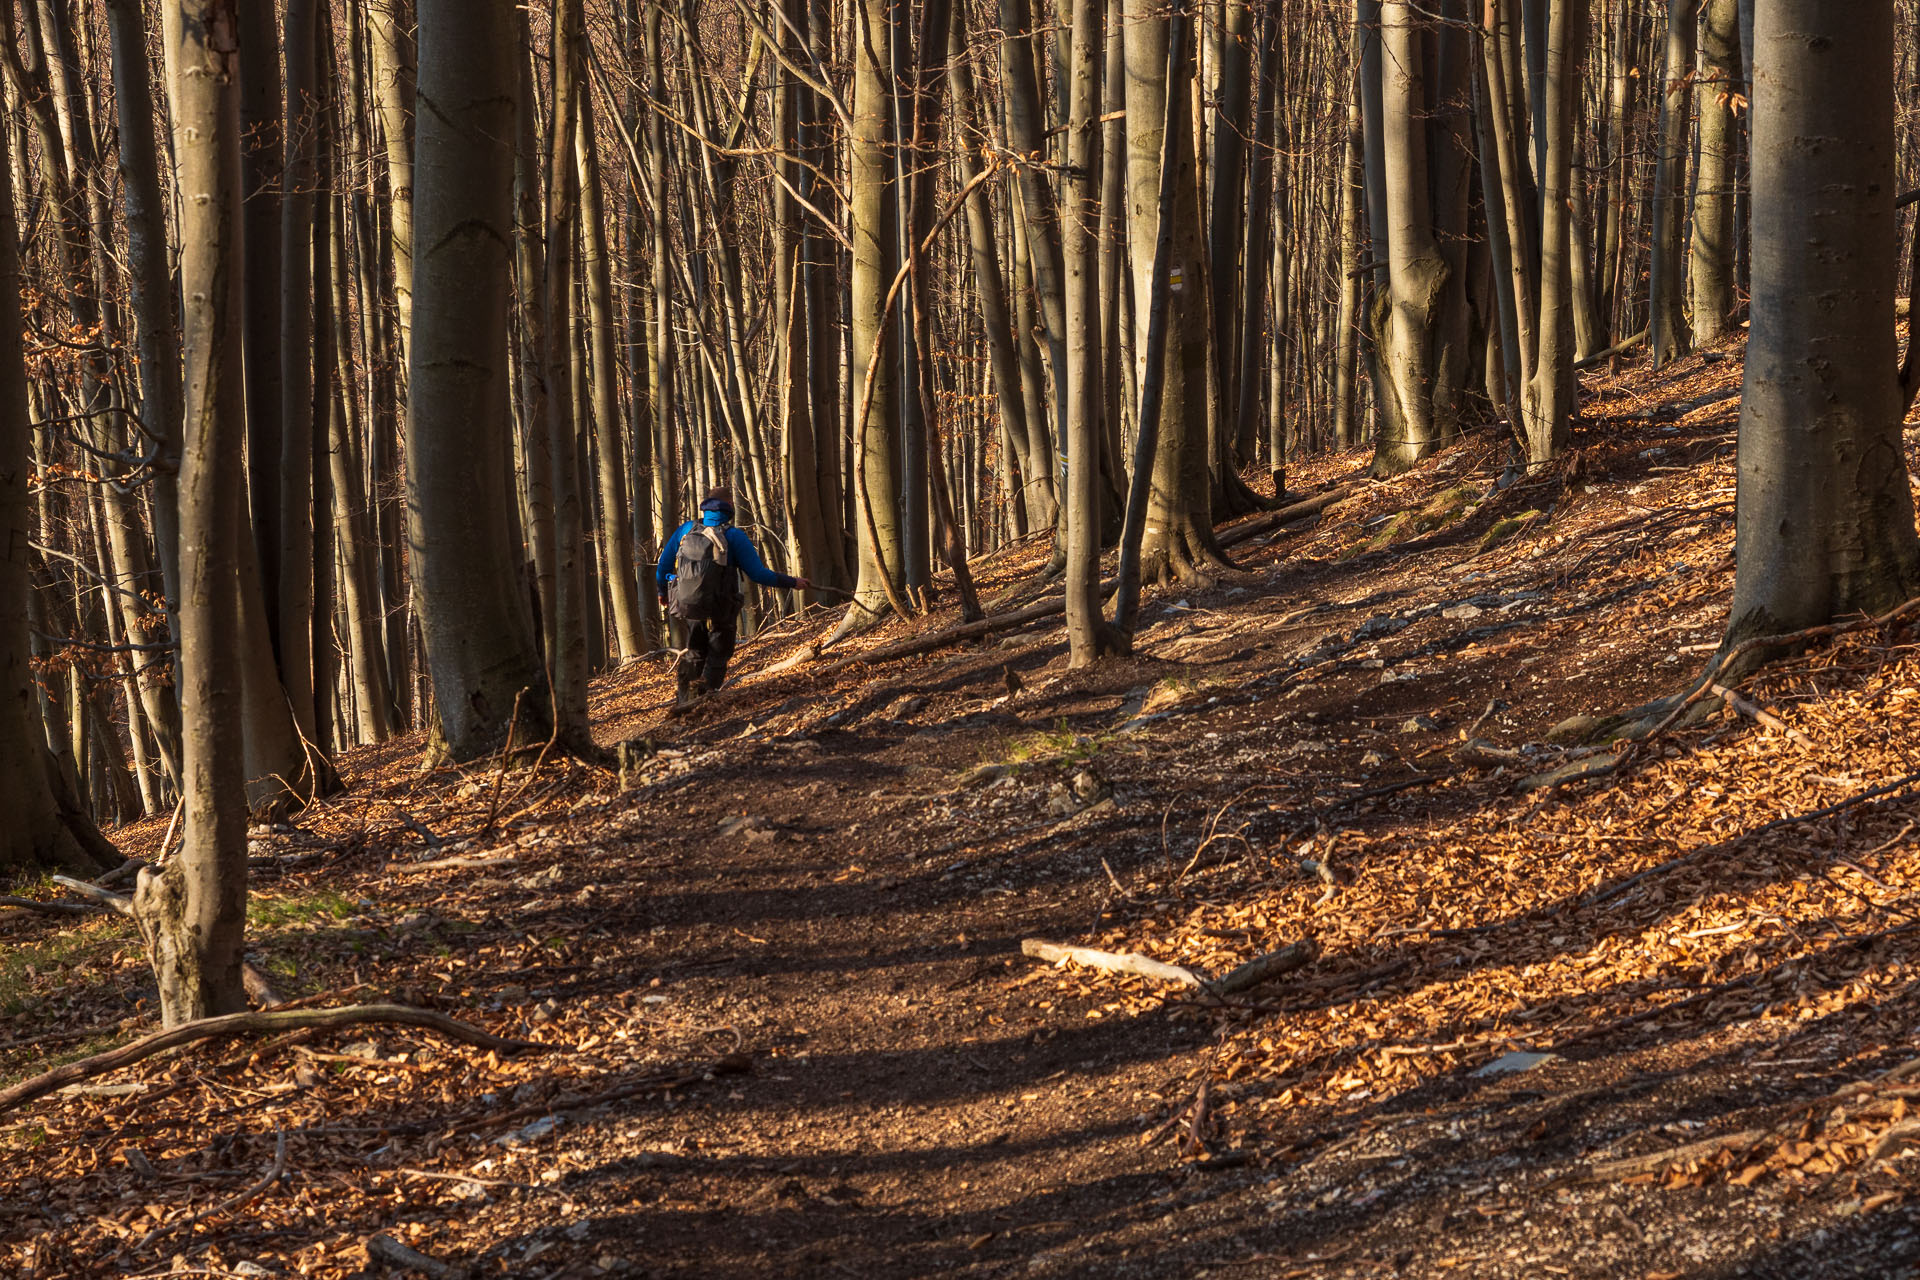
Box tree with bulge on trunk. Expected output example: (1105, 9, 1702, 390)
(408, 0, 554, 764)
(133, 0, 252, 1024)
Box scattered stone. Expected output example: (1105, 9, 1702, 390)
(718, 814, 773, 840)
(1471, 1051, 1559, 1077)
(1442, 603, 1484, 621)
(1360, 750, 1388, 767)
(1353, 615, 1411, 641)
(882, 694, 927, 720)
(1400, 715, 1439, 734)
(496, 1115, 564, 1148)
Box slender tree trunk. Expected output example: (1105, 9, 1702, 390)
(574, 71, 648, 661)
(1063, 0, 1116, 664)
(370, 0, 417, 371)
(840, 0, 908, 634)
(1649, 0, 1699, 367)
(137, 0, 250, 1026)
(1690, 0, 1740, 345)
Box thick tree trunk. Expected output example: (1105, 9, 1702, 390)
(410, 0, 553, 763)
(1724, 0, 1919, 648)
(1126, 1, 1223, 585)
(1368, 0, 1470, 475)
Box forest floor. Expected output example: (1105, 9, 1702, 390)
(12, 337, 1920, 1278)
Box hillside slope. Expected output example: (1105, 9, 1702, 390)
(8, 337, 1920, 1278)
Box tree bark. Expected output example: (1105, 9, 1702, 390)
(139, 0, 251, 1025)
(1689, 0, 1740, 345)
(410, 0, 554, 763)
(1648, 0, 1699, 368)
(1723, 0, 1919, 650)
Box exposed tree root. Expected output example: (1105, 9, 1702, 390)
(0, 1005, 567, 1118)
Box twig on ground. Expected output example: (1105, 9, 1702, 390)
(132, 1128, 287, 1253)
(1707, 682, 1815, 747)
(366, 1233, 463, 1280)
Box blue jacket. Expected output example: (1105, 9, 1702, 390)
(656, 521, 800, 599)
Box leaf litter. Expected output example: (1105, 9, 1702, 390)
(6, 341, 1920, 1275)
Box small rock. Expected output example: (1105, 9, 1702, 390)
(1441, 603, 1483, 621)
(882, 694, 928, 720)
(1360, 750, 1387, 767)
(1471, 1051, 1559, 1077)
(717, 814, 772, 840)
(565, 1220, 592, 1242)
(1353, 614, 1411, 641)
(1400, 715, 1439, 734)
(233, 1264, 275, 1278)
(1070, 768, 1111, 805)
(496, 1114, 564, 1148)
(1046, 784, 1077, 818)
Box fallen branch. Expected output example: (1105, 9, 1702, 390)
(135, 1127, 287, 1253)
(1204, 940, 1317, 996)
(1708, 682, 1815, 748)
(1021, 938, 1201, 987)
(0, 896, 101, 917)
(817, 580, 1117, 676)
(52, 874, 134, 913)
(1573, 327, 1648, 370)
(1217, 484, 1360, 550)
(0, 1004, 566, 1118)
(1586, 1127, 1767, 1181)
(367, 1233, 463, 1280)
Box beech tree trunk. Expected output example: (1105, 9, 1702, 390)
(1689, 0, 1741, 346)
(1648, 0, 1698, 367)
(137, 0, 251, 1026)
(409, 0, 553, 762)
(1723, 0, 1919, 650)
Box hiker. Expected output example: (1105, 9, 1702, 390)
(656, 488, 809, 703)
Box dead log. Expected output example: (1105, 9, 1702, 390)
(1204, 941, 1317, 995)
(1021, 939, 1202, 987)
(1217, 485, 1361, 550)
(0, 1004, 567, 1118)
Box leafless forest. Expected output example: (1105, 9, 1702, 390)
(6, 1, 1920, 1276)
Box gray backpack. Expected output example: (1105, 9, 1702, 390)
(671, 525, 739, 621)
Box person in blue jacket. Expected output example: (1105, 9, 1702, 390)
(656, 488, 808, 702)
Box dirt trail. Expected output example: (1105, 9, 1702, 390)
(9, 344, 1920, 1277)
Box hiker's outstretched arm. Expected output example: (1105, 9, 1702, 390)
(727, 529, 800, 590)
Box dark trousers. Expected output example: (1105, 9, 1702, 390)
(677, 611, 739, 690)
